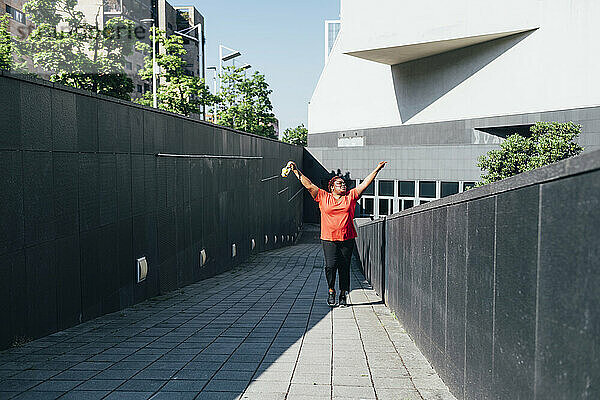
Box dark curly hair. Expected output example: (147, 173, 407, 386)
(328, 176, 344, 192)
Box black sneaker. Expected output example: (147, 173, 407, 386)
(327, 290, 336, 307)
(339, 291, 347, 307)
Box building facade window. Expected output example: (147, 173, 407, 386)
(463, 182, 476, 191)
(6, 5, 26, 24)
(419, 181, 436, 198)
(378, 180, 394, 196)
(398, 181, 415, 197)
(360, 179, 374, 196)
(441, 182, 459, 197)
(356, 178, 476, 219)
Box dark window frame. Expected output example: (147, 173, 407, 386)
(441, 182, 459, 198)
(398, 180, 415, 197)
(419, 181, 437, 198)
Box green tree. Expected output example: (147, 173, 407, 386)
(282, 124, 308, 146)
(0, 14, 12, 70)
(136, 28, 215, 116)
(217, 66, 277, 139)
(18, 0, 135, 99)
(477, 121, 584, 185)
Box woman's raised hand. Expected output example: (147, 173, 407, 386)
(376, 161, 387, 171)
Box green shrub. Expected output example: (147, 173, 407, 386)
(477, 121, 583, 185)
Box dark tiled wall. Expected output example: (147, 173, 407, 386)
(355, 151, 600, 400)
(0, 74, 304, 350)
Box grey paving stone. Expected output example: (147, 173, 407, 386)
(147, 361, 188, 370)
(0, 380, 41, 392)
(75, 379, 125, 391)
(29, 380, 81, 392)
(70, 362, 113, 371)
(10, 370, 60, 380)
(333, 385, 376, 399)
(204, 379, 249, 392)
(420, 388, 458, 400)
(372, 376, 415, 389)
(51, 370, 99, 381)
(332, 373, 372, 387)
(10, 391, 64, 400)
(117, 379, 167, 391)
(58, 390, 111, 400)
(211, 370, 255, 381)
(239, 393, 286, 400)
(172, 369, 215, 381)
(244, 380, 289, 394)
(110, 361, 153, 370)
(194, 392, 241, 400)
(220, 363, 259, 372)
(160, 379, 207, 392)
(93, 368, 139, 380)
(252, 369, 293, 383)
(104, 392, 154, 400)
(291, 372, 330, 385)
(149, 392, 198, 400)
(376, 388, 422, 400)
(288, 383, 331, 398)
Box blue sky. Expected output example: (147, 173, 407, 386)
(175, 0, 341, 135)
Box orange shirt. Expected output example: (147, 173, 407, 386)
(315, 188, 359, 241)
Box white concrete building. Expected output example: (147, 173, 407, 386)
(308, 0, 600, 219)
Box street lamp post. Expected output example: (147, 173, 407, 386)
(173, 22, 205, 119)
(141, 18, 158, 108)
(218, 45, 241, 93)
(207, 66, 217, 122)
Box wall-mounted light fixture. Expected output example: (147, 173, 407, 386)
(137, 257, 148, 283)
(200, 249, 207, 267)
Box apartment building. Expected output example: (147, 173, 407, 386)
(3, 0, 204, 100)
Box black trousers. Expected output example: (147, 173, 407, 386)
(322, 238, 355, 292)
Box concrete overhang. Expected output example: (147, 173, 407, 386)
(344, 28, 538, 65)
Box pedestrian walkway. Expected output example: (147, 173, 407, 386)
(0, 235, 456, 400)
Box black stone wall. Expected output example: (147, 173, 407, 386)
(0, 73, 304, 350)
(355, 149, 600, 400)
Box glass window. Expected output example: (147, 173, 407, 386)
(463, 182, 476, 191)
(420, 200, 430, 205)
(419, 181, 436, 198)
(378, 180, 394, 196)
(379, 199, 390, 216)
(403, 199, 414, 210)
(137, 85, 143, 93)
(360, 180, 374, 196)
(441, 182, 459, 198)
(398, 181, 415, 197)
(363, 198, 374, 215)
(6, 5, 26, 24)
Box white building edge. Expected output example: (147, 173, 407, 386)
(308, 0, 600, 218)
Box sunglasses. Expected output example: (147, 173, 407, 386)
(333, 182, 346, 187)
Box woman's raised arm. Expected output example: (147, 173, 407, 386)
(356, 161, 387, 197)
(289, 162, 320, 199)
